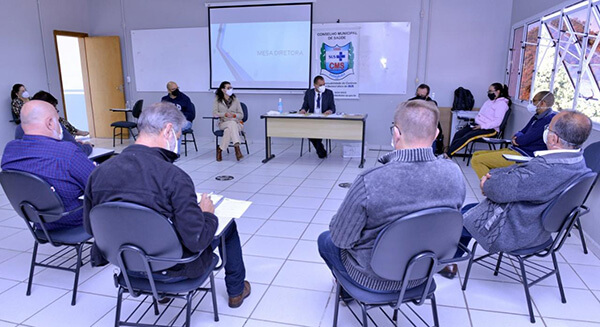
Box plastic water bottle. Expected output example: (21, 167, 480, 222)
(278, 98, 283, 114)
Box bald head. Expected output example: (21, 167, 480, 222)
(20, 100, 62, 139)
(548, 110, 592, 149)
(392, 100, 439, 149)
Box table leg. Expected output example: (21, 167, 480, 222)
(262, 118, 275, 163)
(359, 120, 366, 168)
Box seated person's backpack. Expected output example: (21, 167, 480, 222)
(452, 87, 475, 111)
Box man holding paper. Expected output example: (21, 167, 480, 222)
(83, 103, 251, 308)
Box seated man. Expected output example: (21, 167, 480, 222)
(300, 75, 336, 158)
(2, 100, 95, 230)
(15, 91, 93, 156)
(461, 111, 592, 261)
(161, 81, 196, 131)
(471, 91, 556, 179)
(408, 83, 444, 154)
(83, 102, 250, 308)
(319, 100, 465, 292)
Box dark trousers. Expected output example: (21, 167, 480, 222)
(448, 126, 496, 156)
(309, 138, 327, 157)
(455, 203, 478, 257)
(211, 221, 246, 297)
(318, 231, 393, 295)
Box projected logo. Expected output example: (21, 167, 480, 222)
(320, 42, 355, 80)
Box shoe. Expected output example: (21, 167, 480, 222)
(216, 146, 222, 162)
(157, 297, 170, 304)
(234, 144, 243, 161)
(438, 264, 458, 279)
(228, 281, 251, 308)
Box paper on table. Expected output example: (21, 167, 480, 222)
(196, 192, 223, 205)
(215, 198, 252, 219)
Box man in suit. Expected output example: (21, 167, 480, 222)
(300, 75, 336, 158)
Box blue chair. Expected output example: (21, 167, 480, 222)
(573, 141, 600, 254)
(0, 170, 92, 306)
(181, 128, 198, 157)
(330, 207, 471, 327)
(88, 202, 219, 327)
(203, 102, 250, 156)
(111, 99, 143, 147)
(462, 172, 598, 323)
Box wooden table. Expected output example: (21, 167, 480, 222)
(260, 113, 368, 168)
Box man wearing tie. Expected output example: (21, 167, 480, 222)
(299, 76, 336, 158)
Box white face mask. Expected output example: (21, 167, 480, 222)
(317, 85, 326, 93)
(225, 89, 234, 96)
(53, 120, 63, 140)
(526, 103, 537, 114)
(543, 128, 549, 146)
(390, 137, 395, 148)
(166, 129, 179, 155)
(21, 91, 30, 99)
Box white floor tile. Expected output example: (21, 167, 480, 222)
(311, 210, 336, 225)
(300, 178, 336, 189)
(463, 279, 540, 315)
(251, 286, 330, 326)
(0, 227, 21, 241)
(0, 278, 19, 295)
(270, 207, 317, 223)
(226, 182, 264, 193)
(234, 218, 266, 234)
(243, 319, 293, 327)
(0, 283, 68, 324)
(78, 266, 119, 297)
(242, 203, 278, 219)
(0, 248, 20, 264)
(195, 280, 268, 319)
(469, 309, 542, 326)
(0, 251, 48, 281)
(544, 317, 600, 326)
(288, 240, 322, 263)
(571, 264, 600, 290)
(292, 187, 331, 198)
(236, 255, 285, 285)
(531, 286, 600, 322)
(281, 196, 324, 210)
(248, 194, 289, 207)
(301, 224, 328, 241)
(0, 230, 34, 252)
(257, 184, 297, 196)
(272, 261, 333, 292)
(268, 177, 305, 187)
(319, 199, 343, 211)
(24, 291, 115, 327)
(242, 236, 297, 259)
(255, 221, 308, 239)
(0, 321, 17, 327)
(560, 245, 600, 266)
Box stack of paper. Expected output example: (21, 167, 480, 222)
(196, 193, 252, 237)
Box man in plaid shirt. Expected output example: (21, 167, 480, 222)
(1, 100, 95, 230)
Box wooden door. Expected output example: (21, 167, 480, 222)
(84, 36, 126, 138)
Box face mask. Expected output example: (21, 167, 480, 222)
(21, 91, 30, 98)
(225, 89, 234, 96)
(390, 137, 395, 148)
(53, 121, 63, 140)
(526, 103, 537, 114)
(543, 128, 549, 145)
(167, 129, 179, 155)
(317, 85, 326, 93)
(171, 89, 181, 97)
(487, 92, 496, 101)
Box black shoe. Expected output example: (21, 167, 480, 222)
(318, 151, 327, 159)
(438, 264, 458, 279)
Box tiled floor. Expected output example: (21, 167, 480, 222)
(0, 137, 599, 326)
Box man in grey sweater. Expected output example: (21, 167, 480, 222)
(318, 100, 466, 292)
(460, 110, 593, 255)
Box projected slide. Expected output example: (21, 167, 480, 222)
(209, 4, 312, 89)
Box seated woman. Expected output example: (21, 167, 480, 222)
(447, 83, 510, 156)
(10, 84, 30, 121)
(10, 84, 89, 136)
(212, 81, 244, 162)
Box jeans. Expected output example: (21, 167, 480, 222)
(318, 231, 393, 295)
(211, 221, 246, 297)
(454, 203, 478, 258)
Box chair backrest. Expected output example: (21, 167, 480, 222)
(0, 170, 64, 224)
(584, 141, 600, 173)
(371, 207, 463, 281)
(132, 99, 143, 119)
(542, 172, 597, 233)
(241, 102, 249, 123)
(497, 107, 512, 139)
(88, 202, 183, 272)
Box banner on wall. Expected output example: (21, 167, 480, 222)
(314, 27, 360, 99)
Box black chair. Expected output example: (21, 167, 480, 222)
(203, 102, 250, 156)
(0, 170, 92, 306)
(89, 202, 219, 327)
(330, 208, 471, 327)
(112, 99, 143, 147)
(573, 141, 600, 254)
(300, 138, 332, 157)
(181, 128, 198, 157)
(464, 107, 512, 166)
(9, 107, 20, 125)
(462, 172, 598, 324)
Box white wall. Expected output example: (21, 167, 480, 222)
(0, 0, 89, 149)
(87, 0, 513, 147)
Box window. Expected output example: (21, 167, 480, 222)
(510, 1, 600, 123)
